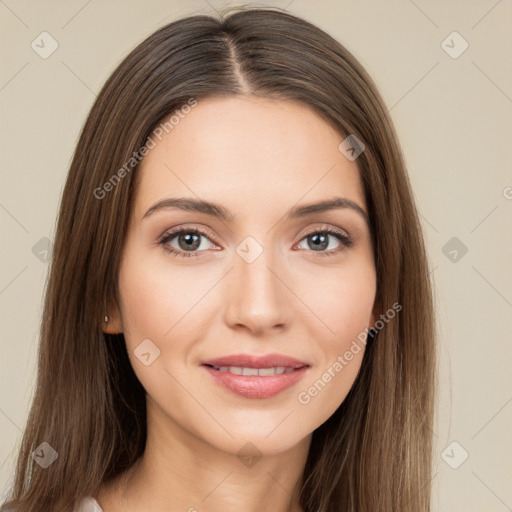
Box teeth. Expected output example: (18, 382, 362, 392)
(212, 366, 294, 376)
(242, 367, 259, 376)
(258, 367, 279, 376)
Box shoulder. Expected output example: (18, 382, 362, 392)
(1, 498, 103, 512)
(75, 496, 104, 512)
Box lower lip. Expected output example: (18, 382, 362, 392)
(202, 365, 309, 399)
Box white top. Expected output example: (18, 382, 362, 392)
(1, 497, 104, 512)
(76, 496, 104, 512)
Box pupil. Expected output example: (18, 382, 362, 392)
(310, 233, 328, 251)
(180, 233, 200, 251)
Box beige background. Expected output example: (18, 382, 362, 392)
(1, 0, 511, 510)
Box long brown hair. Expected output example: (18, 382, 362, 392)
(3, 6, 436, 511)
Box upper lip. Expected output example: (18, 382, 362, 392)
(201, 353, 309, 369)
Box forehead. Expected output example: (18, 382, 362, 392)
(133, 96, 365, 220)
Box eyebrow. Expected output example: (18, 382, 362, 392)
(142, 197, 370, 226)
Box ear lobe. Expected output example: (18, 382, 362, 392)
(102, 300, 123, 334)
(369, 300, 380, 330)
(103, 320, 123, 335)
(365, 304, 380, 346)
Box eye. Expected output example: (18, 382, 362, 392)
(157, 225, 353, 259)
(295, 226, 353, 256)
(157, 227, 217, 258)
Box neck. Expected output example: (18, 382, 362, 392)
(99, 400, 311, 512)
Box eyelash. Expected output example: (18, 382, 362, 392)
(157, 225, 353, 259)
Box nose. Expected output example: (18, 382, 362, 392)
(223, 249, 293, 336)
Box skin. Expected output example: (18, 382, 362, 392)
(98, 96, 377, 512)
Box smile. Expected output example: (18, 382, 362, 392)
(201, 364, 309, 399)
(208, 365, 295, 376)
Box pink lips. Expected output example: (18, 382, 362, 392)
(201, 352, 310, 399)
(202, 353, 309, 369)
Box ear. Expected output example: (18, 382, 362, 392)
(102, 299, 123, 334)
(369, 297, 380, 330)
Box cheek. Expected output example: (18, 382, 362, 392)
(116, 254, 201, 406)
(117, 248, 210, 343)
(117, 266, 165, 342)
(295, 348, 364, 433)
(293, 260, 375, 414)
(299, 258, 376, 341)
(333, 274, 375, 338)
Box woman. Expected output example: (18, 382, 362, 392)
(2, 6, 436, 512)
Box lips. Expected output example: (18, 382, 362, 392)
(201, 353, 309, 369)
(200, 353, 310, 399)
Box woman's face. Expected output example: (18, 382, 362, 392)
(111, 96, 377, 456)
